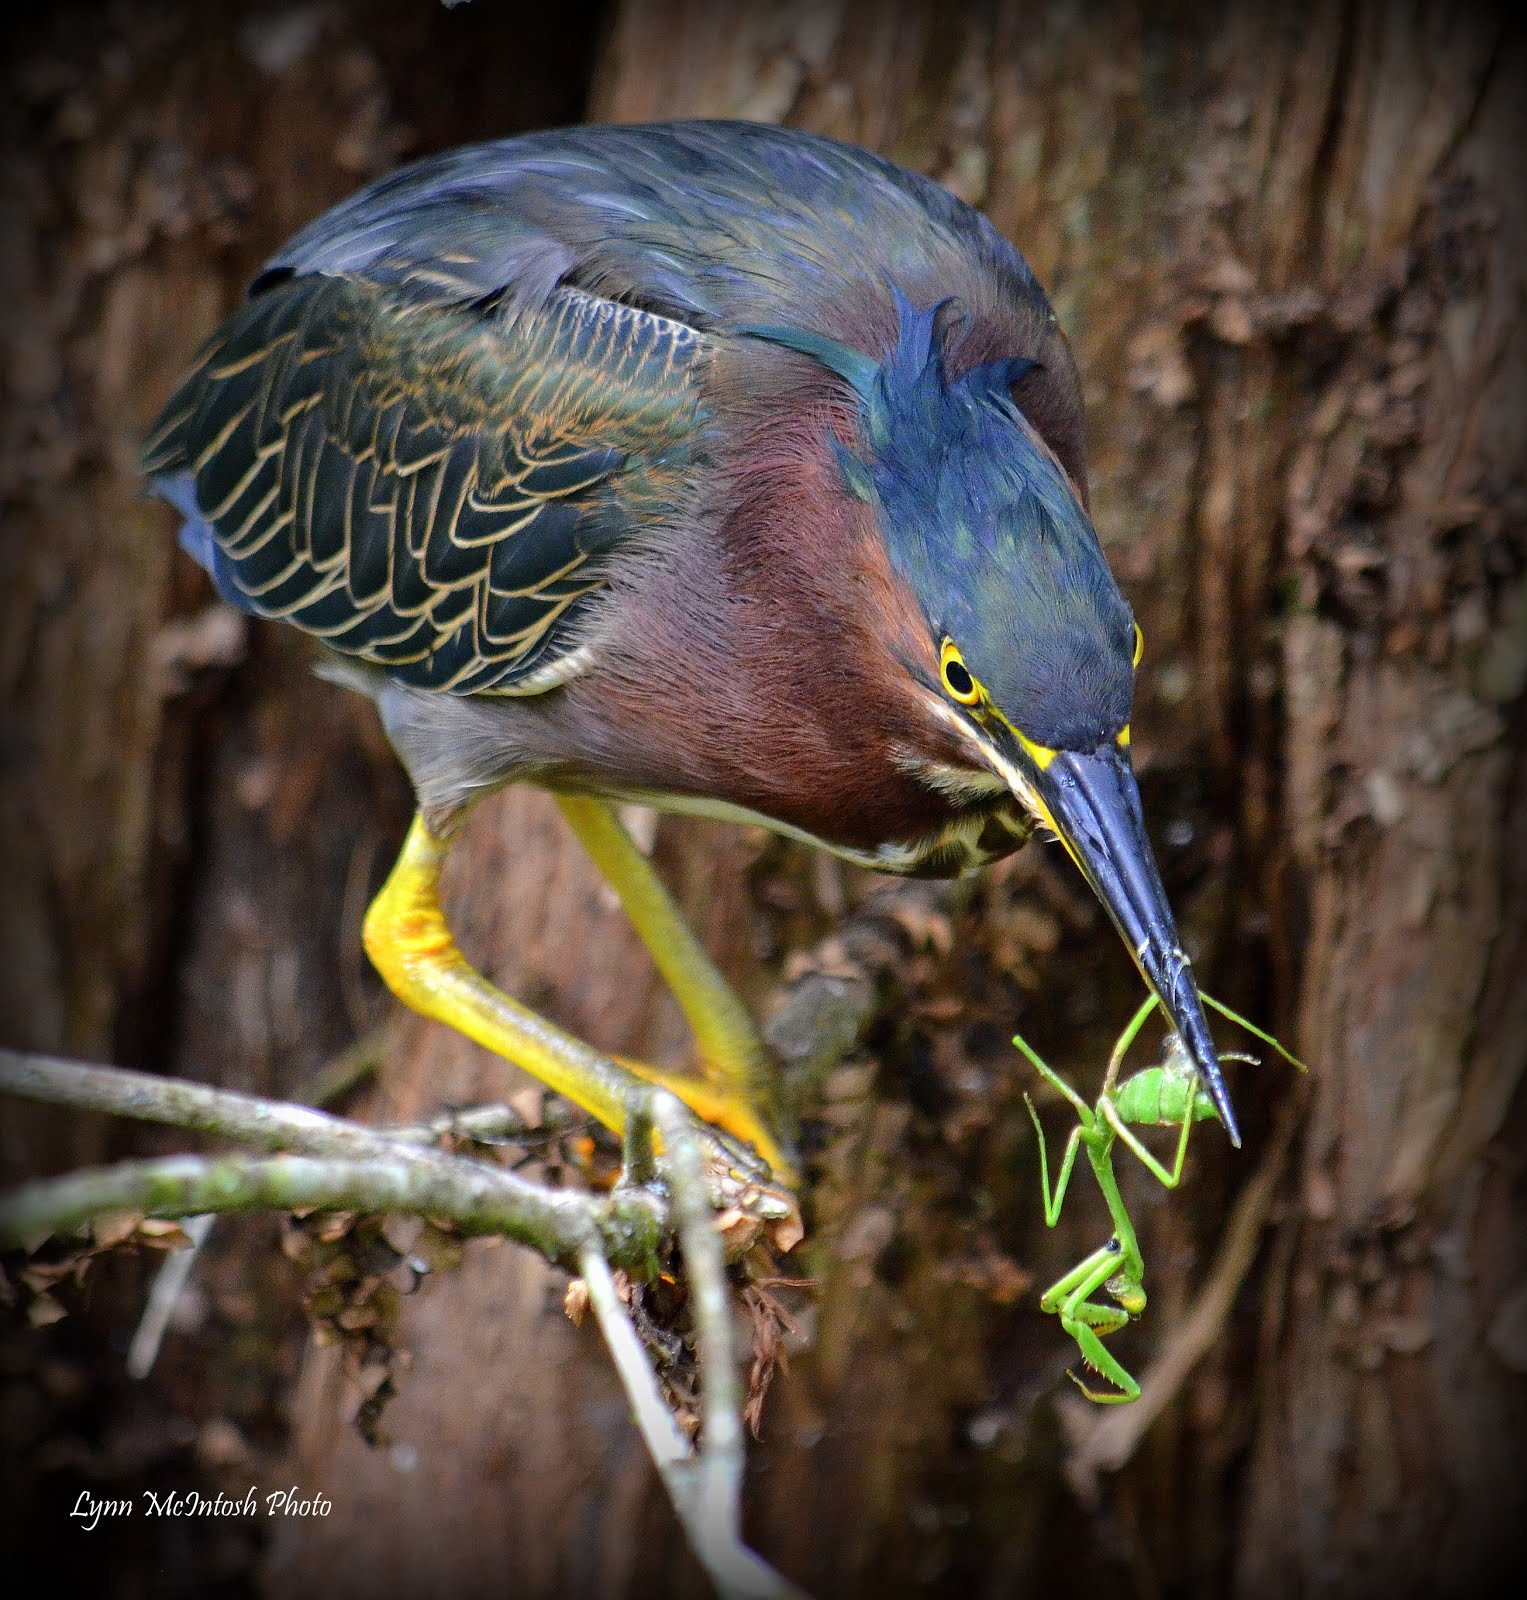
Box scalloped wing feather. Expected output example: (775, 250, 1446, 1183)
(145, 263, 707, 694)
(146, 121, 1085, 704)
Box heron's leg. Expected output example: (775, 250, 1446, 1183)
(553, 796, 789, 1175)
(363, 812, 791, 1178)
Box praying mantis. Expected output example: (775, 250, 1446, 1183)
(1016, 993, 1306, 1403)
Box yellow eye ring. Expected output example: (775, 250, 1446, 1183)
(940, 639, 982, 706)
(1132, 622, 1145, 668)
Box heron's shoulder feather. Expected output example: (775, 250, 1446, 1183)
(144, 240, 707, 694)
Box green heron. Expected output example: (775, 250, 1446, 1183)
(144, 120, 1240, 1182)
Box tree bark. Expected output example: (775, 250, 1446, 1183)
(2, 3, 601, 1590)
(7, 3, 1521, 1597)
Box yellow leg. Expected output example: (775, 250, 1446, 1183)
(363, 811, 791, 1178)
(554, 797, 790, 1177)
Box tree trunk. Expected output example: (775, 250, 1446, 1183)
(7, 3, 1521, 1597)
(2, 2, 600, 1590)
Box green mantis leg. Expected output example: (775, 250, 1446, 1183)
(1094, 987, 1306, 1190)
(1062, 1144, 1149, 1401)
(1201, 992, 1308, 1072)
(1098, 994, 1162, 1096)
(1100, 1093, 1197, 1190)
(1022, 1089, 1087, 1228)
(1039, 1238, 1142, 1404)
(1084, 1142, 1145, 1303)
(1012, 1032, 1094, 1121)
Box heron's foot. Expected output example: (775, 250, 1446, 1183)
(693, 1137, 803, 1257)
(614, 1084, 802, 1256)
(364, 813, 801, 1248)
(613, 1053, 795, 1186)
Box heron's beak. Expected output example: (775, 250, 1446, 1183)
(1003, 738, 1241, 1147)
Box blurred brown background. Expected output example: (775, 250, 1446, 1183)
(2, 2, 1523, 1596)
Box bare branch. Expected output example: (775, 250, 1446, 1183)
(0, 1144, 662, 1268)
(1, 1050, 429, 1163)
(654, 1093, 745, 1543)
(126, 1212, 215, 1379)
(579, 1245, 693, 1475)
(581, 1088, 809, 1600)
(0, 1051, 663, 1269)
(389, 1100, 582, 1147)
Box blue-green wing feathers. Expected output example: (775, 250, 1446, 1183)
(146, 121, 1081, 700)
(145, 241, 706, 693)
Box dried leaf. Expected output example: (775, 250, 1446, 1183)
(380, 1215, 424, 1255)
(314, 1211, 357, 1243)
(136, 1219, 193, 1250)
(28, 1294, 67, 1328)
(508, 1087, 545, 1127)
(280, 1225, 314, 1263)
(769, 1209, 805, 1256)
(742, 1285, 797, 1438)
(19, 1260, 79, 1293)
(92, 1210, 143, 1249)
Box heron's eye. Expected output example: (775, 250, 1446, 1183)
(1132, 622, 1145, 669)
(939, 639, 981, 706)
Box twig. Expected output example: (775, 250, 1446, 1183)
(389, 1099, 581, 1147)
(0, 1149, 633, 1264)
(0, 1067, 660, 1270)
(622, 1091, 659, 1188)
(580, 1246, 693, 1475)
(654, 1093, 745, 1546)
(581, 1089, 808, 1600)
(0, 1051, 425, 1163)
(126, 1212, 214, 1379)
(127, 1029, 387, 1379)
(1060, 1099, 1301, 1503)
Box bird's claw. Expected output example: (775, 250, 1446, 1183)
(691, 1124, 804, 1255)
(622, 1098, 803, 1256)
